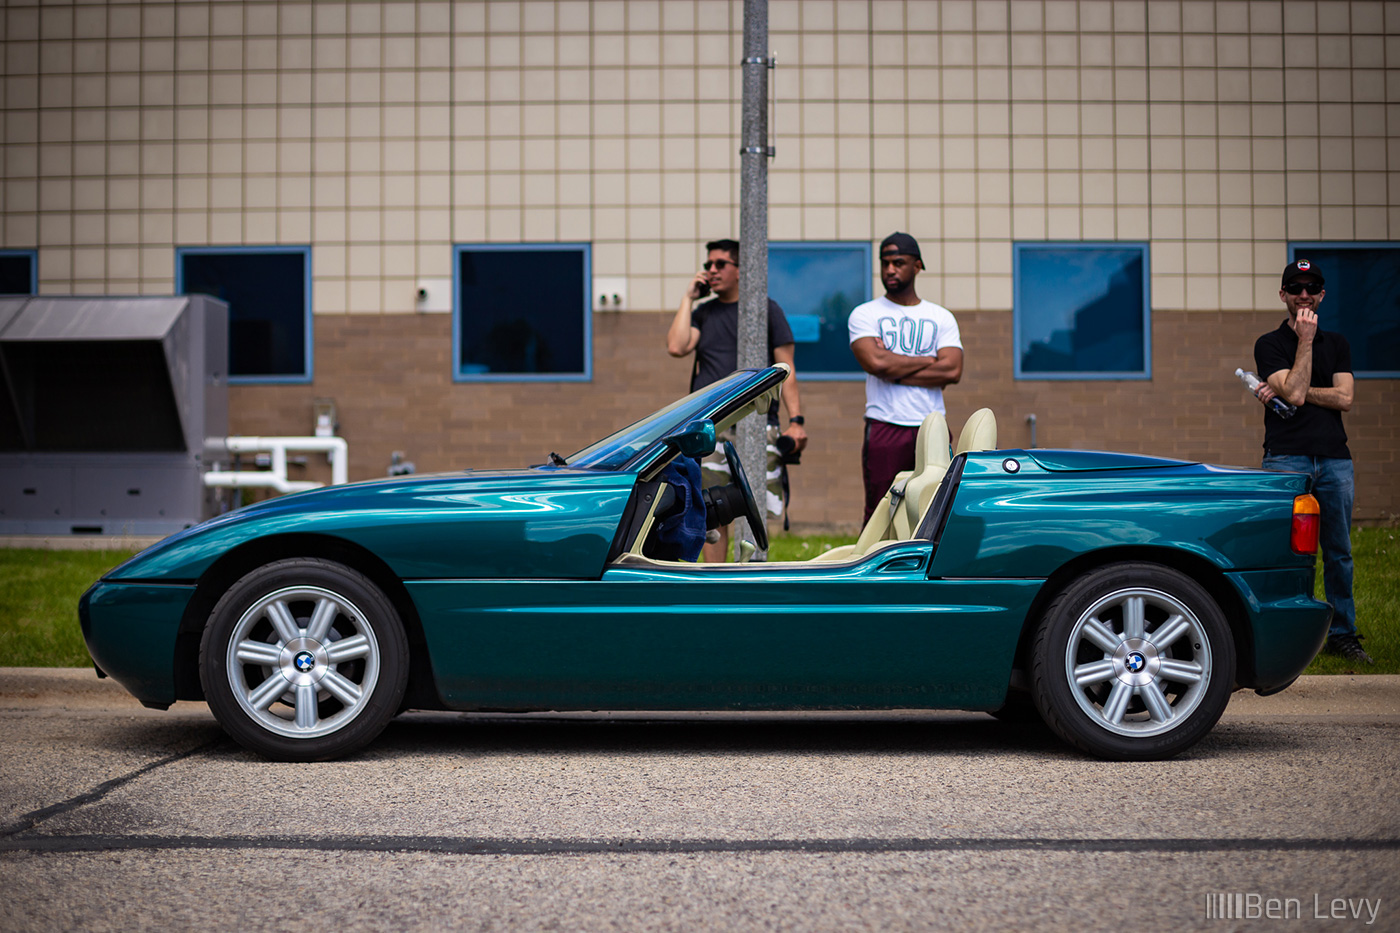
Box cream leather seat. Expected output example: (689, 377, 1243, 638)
(955, 407, 998, 456)
(810, 409, 999, 563)
(893, 412, 953, 539)
(811, 411, 950, 562)
(895, 409, 996, 537)
(897, 409, 996, 535)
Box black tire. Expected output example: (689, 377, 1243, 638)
(199, 558, 409, 761)
(1029, 562, 1234, 761)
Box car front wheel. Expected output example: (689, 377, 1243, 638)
(199, 558, 409, 761)
(1030, 562, 1235, 760)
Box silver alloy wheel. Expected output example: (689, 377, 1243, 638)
(1063, 585, 1212, 738)
(225, 585, 382, 739)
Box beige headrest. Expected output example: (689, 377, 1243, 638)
(955, 408, 998, 455)
(913, 411, 951, 472)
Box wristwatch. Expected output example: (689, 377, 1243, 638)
(788, 416, 805, 426)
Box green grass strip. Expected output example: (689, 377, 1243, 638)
(0, 549, 139, 668)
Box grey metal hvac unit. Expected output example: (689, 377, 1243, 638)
(0, 295, 228, 536)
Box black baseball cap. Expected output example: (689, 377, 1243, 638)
(1282, 259, 1324, 287)
(880, 232, 921, 261)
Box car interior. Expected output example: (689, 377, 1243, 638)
(612, 388, 999, 568)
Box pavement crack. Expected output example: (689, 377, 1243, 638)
(3, 835, 1398, 856)
(0, 738, 224, 838)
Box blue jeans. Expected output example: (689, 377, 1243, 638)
(1262, 454, 1355, 638)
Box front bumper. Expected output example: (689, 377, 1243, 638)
(79, 580, 196, 708)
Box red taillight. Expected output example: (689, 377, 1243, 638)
(1291, 494, 1320, 555)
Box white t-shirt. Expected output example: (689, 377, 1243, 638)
(848, 295, 963, 426)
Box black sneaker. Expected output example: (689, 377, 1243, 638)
(1325, 633, 1375, 665)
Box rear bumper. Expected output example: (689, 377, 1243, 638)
(1225, 568, 1331, 693)
(79, 580, 195, 708)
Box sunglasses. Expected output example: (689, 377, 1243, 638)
(1284, 282, 1323, 296)
(703, 259, 737, 271)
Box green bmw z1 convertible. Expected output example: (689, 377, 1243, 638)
(81, 364, 1331, 762)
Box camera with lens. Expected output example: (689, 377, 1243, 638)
(701, 483, 746, 529)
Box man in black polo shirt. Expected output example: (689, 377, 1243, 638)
(1252, 258, 1369, 664)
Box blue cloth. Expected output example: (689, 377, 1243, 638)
(653, 457, 706, 562)
(1262, 454, 1355, 637)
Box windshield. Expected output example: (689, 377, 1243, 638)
(566, 370, 763, 471)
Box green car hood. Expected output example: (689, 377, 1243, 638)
(105, 466, 639, 582)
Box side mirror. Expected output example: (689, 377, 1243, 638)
(662, 419, 716, 459)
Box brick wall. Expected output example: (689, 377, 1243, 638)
(230, 311, 1400, 529)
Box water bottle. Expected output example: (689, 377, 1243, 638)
(1236, 368, 1296, 418)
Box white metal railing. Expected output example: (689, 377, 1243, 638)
(203, 436, 348, 494)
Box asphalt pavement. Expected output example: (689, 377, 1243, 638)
(1, 668, 1397, 932)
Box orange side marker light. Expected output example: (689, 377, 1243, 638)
(1291, 494, 1320, 555)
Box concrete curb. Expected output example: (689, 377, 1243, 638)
(2, 667, 1396, 717)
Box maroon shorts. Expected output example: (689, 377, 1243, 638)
(861, 419, 921, 525)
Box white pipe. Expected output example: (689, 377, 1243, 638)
(201, 471, 323, 494)
(203, 435, 349, 493)
(221, 436, 349, 485)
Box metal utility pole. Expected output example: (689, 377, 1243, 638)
(735, 0, 771, 559)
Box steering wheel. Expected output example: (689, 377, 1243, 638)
(722, 439, 768, 551)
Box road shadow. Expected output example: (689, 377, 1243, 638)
(354, 710, 1318, 764)
(352, 712, 1096, 762)
(180, 709, 1321, 765)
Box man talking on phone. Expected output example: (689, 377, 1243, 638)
(666, 238, 807, 562)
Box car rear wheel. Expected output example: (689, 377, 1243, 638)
(199, 558, 409, 761)
(1030, 562, 1234, 760)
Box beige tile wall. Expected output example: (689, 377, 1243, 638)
(4, 0, 1395, 314)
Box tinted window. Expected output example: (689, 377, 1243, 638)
(1289, 244, 1400, 378)
(768, 242, 872, 379)
(455, 244, 590, 381)
(0, 251, 36, 295)
(178, 248, 310, 381)
(1014, 242, 1151, 379)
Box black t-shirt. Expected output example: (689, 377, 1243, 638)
(689, 297, 794, 391)
(1253, 320, 1352, 459)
